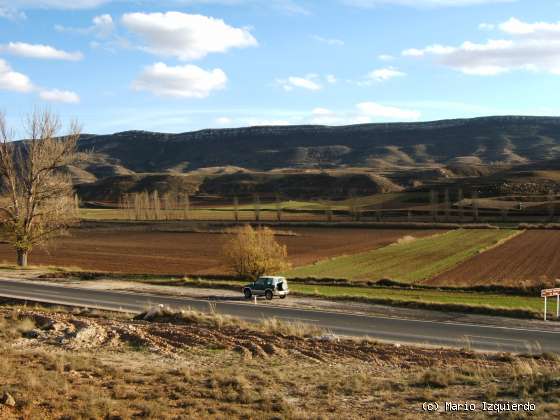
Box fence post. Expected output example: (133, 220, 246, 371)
(544, 296, 547, 321)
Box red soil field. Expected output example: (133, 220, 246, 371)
(430, 230, 560, 287)
(0, 227, 440, 276)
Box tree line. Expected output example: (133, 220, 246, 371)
(118, 191, 191, 221)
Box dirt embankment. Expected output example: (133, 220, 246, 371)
(2, 305, 560, 419)
(8, 306, 469, 364)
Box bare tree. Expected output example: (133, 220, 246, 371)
(324, 200, 333, 222)
(472, 190, 479, 222)
(430, 189, 438, 222)
(275, 193, 282, 222)
(223, 225, 291, 280)
(183, 193, 190, 221)
(457, 188, 464, 222)
(152, 190, 161, 220)
(133, 193, 142, 220)
(375, 205, 381, 222)
(142, 191, 151, 220)
(348, 190, 358, 221)
(123, 194, 134, 220)
(254, 193, 261, 222)
(444, 189, 450, 221)
(74, 194, 81, 217)
(0, 111, 80, 266)
(233, 196, 239, 222)
(548, 189, 555, 221)
(500, 206, 509, 223)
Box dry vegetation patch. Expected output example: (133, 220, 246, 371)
(1, 304, 559, 419)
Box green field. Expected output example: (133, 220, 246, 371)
(150, 277, 544, 318)
(286, 229, 518, 283)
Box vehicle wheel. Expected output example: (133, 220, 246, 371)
(244, 289, 252, 299)
(265, 290, 273, 300)
(279, 295, 287, 299)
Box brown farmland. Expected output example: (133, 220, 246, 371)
(0, 227, 440, 275)
(430, 230, 560, 287)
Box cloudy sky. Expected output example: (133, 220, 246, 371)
(0, 0, 559, 133)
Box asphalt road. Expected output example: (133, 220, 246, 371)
(0, 278, 558, 354)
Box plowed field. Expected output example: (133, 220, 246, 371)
(430, 230, 560, 287)
(287, 229, 515, 283)
(0, 227, 440, 275)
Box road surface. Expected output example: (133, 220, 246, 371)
(0, 278, 558, 354)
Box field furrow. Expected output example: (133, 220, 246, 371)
(430, 230, 560, 287)
(286, 229, 517, 283)
(0, 227, 440, 275)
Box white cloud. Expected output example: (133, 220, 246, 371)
(175, 0, 310, 15)
(39, 89, 80, 103)
(402, 44, 455, 57)
(402, 18, 560, 76)
(312, 35, 345, 46)
(378, 54, 394, 61)
(122, 11, 257, 61)
(0, 0, 110, 9)
(499, 17, 560, 39)
(277, 75, 323, 91)
(92, 14, 114, 35)
(216, 116, 233, 126)
(0, 7, 26, 20)
(244, 118, 291, 126)
(326, 74, 337, 84)
(478, 22, 495, 31)
(0, 59, 78, 102)
(132, 62, 228, 98)
(356, 101, 420, 120)
(366, 67, 406, 82)
(310, 102, 420, 125)
(56, 14, 114, 39)
(270, 0, 310, 15)
(0, 59, 33, 92)
(343, 0, 514, 7)
(310, 107, 345, 125)
(0, 42, 83, 61)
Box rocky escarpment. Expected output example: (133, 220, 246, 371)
(74, 116, 560, 174)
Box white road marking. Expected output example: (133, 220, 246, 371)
(465, 335, 530, 344)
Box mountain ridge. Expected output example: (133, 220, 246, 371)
(67, 115, 560, 201)
(75, 115, 560, 174)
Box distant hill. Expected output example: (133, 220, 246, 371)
(68, 116, 560, 201)
(76, 116, 560, 174)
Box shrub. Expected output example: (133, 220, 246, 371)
(223, 225, 291, 280)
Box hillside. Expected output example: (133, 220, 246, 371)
(64, 116, 560, 201)
(77, 116, 560, 175)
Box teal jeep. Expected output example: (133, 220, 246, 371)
(242, 276, 289, 300)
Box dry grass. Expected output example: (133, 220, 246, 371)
(259, 317, 324, 337)
(136, 305, 324, 338)
(1, 305, 559, 419)
(135, 304, 243, 330)
(396, 235, 416, 245)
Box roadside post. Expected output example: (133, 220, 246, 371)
(541, 288, 560, 321)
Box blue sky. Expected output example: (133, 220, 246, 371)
(0, 0, 559, 134)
